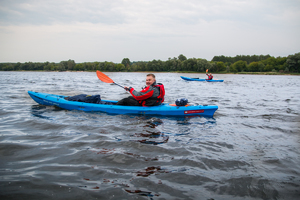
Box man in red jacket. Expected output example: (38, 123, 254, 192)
(116, 74, 165, 106)
(206, 73, 213, 80)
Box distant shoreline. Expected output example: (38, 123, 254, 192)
(1, 70, 299, 75)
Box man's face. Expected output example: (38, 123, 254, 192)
(146, 75, 155, 86)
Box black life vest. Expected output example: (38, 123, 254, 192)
(139, 83, 165, 106)
(153, 83, 165, 104)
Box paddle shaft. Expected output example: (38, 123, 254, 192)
(113, 82, 125, 89)
(114, 82, 131, 91)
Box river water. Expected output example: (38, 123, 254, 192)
(0, 71, 299, 200)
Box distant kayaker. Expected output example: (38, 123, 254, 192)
(206, 73, 213, 80)
(116, 74, 165, 106)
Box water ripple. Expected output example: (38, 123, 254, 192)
(0, 72, 299, 199)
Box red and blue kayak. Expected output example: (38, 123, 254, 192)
(28, 91, 218, 117)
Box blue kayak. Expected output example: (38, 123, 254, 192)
(181, 76, 224, 82)
(180, 76, 205, 81)
(205, 79, 224, 82)
(28, 91, 218, 117)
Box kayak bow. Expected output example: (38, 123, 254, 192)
(180, 76, 206, 81)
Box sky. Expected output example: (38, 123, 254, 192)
(0, 0, 300, 63)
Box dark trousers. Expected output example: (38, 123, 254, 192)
(116, 96, 141, 106)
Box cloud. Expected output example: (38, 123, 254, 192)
(2, 0, 298, 27)
(0, 0, 299, 63)
(0, 0, 127, 25)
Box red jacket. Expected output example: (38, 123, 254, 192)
(129, 82, 165, 106)
(206, 74, 213, 80)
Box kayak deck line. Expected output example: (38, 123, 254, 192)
(28, 91, 218, 117)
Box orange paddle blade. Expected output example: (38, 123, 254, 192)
(96, 70, 114, 83)
(206, 69, 208, 73)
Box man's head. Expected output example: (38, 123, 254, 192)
(146, 74, 156, 86)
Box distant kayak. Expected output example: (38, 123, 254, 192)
(28, 91, 218, 117)
(181, 76, 224, 82)
(180, 76, 206, 81)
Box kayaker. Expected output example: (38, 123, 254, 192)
(116, 74, 165, 106)
(206, 73, 213, 80)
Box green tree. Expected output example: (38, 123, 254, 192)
(168, 57, 180, 71)
(121, 58, 131, 68)
(58, 63, 66, 71)
(83, 62, 98, 71)
(97, 62, 106, 71)
(232, 60, 247, 72)
(212, 54, 272, 64)
(67, 59, 76, 70)
(176, 60, 183, 71)
(59, 60, 76, 71)
(33, 63, 44, 70)
(74, 63, 84, 71)
(44, 64, 51, 71)
(261, 57, 276, 71)
(183, 58, 197, 71)
(229, 64, 237, 73)
(14, 62, 21, 70)
(156, 60, 164, 71)
(209, 62, 217, 72)
(212, 55, 226, 63)
(264, 64, 273, 72)
(48, 62, 58, 71)
(196, 59, 210, 72)
(105, 62, 115, 71)
(146, 60, 155, 71)
(258, 62, 265, 72)
(2, 64, 14, 71)
(286, 52, 300, 72)
(248, 62, 259, 72)
(165, 58, 173, 71)
(178, 54, 187, 62)
(216, 61, 226, 72)
(134, 61, 147, 71)
(115, 63, 125, 71)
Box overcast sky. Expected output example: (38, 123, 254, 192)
(0, 0, 299, 63)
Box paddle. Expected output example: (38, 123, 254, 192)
(96, 70, 125, 89)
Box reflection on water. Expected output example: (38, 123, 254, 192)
(30, 105, 62, 119)
(0, 72, 299, 200)
(134, 118, 169, 145)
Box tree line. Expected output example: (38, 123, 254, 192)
(0, 52, 299, 73)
